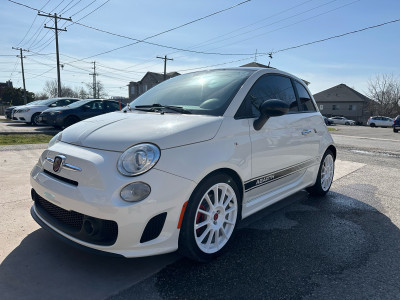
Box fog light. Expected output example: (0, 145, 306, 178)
(120, 182, 151, 202)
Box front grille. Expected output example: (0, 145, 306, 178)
(43, 170, 78, 186)
(35, 194, 83, 231)
(32, 189, 118, 246)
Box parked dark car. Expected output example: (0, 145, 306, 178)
(4, 106, 16, 119)
(323, 116, 333, 125)
(39, 99, 122, 128)
(393, 115, 400, 133)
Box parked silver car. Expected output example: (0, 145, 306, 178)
(367, 116, 393, 128)
(328, 116, 356, 125)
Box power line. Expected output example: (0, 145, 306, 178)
(201, 0, 360, 54)
(272, 17, 400, 54)
(38, 12, 72, 96)
(175, 17, 400, 73)
(65, 0, 252, 62)
(28, 0, 110, 53)
(12, 47, 29, 103)
(157, 55, 173, 81)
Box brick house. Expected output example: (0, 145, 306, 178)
(128, 71, 180, 100)
(313, 84, 375, 125)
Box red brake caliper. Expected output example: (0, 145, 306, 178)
(196, 204, 206, 235)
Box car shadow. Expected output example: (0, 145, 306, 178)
(0, 228, 179, 300)
(2, 121, 59, 133)
(109, 189, 400, 299)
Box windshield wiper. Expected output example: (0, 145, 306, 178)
(134, 104, 191, 114)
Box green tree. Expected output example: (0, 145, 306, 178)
(1, 87, 34, 105)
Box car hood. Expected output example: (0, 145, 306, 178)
(60, 111, 223, 151)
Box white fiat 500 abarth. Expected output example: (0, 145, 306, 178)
(30, 68, 336, 262)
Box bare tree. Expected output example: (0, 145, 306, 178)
(85, 80, 108, 98)
(43, 80, 58, 98)
(42, 80, 81, 98)
(367, 74, 400, 117)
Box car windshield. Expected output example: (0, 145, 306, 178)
(34, 98, 60, 106)
(66, 99, 93, 108)
(27, 100, 45, 106)
(129, 69, 254, 116)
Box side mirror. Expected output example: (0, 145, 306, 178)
(253, 99, 289, 131)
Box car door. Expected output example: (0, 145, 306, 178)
(237, 74, 321, 211)
(104, 100, 121, 112)
(81, 100, 105, 120)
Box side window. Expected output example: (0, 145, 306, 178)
(49, 100, 63, 107)
(295, 81, 316, 112)
(105, 101, 120, 111)
(88, 101, 103, 110)
(235, 74, 298, 118)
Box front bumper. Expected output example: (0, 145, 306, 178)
(39, 113, 63, 126)
(13, 112, 31, 122)
(30, 142, 196, 257)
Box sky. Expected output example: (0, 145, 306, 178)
(0, 0, 399, 98)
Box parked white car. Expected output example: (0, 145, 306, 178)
(30, 68, 336, 262)
(367, 116, 393, 127)
(328, 116, 356, 125)
(13, 97, 80, 125)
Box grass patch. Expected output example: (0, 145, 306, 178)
(0, 133, 54, 145)
(328, 127, 338, 131)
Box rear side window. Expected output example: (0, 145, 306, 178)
(236, 74, 298, 118)
(105, 101, 120, 111)
(294, 81, 316, 112)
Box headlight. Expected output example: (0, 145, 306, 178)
(117, 143, 160, 176)
(20, 108, 30, 113)
(48, 132, 63, 148)
(50, 111, 62, 115)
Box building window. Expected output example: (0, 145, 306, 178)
(349, 104, 356, 110)
(130, 86, 135, 95)
(319, 105, 323, 110)
(332, 105, 338, 110)
(143, 85, 148, 92)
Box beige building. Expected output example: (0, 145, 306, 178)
(313, 84, 375, 125)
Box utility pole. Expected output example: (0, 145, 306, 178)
(89, 61, 98, 98)
(12, 47, 28, 104)
(156, 55, 173, 81)
(38, 12, 72, 97)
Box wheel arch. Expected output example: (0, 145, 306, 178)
(185, 168, 244, 222)
(327, 145, 337, 160)
(196, 168, 244, 204)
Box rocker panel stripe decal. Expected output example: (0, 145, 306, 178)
(244, 158, 319, 192)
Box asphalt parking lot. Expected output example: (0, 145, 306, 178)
(1, 122, 400, 299)
(0, 116, 59, 134)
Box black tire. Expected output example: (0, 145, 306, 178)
(178, 173, 241, 262)
(63, 116, 80, 128)
(394, 128, 399, 133)
(307, 150, 335, 196)
(31, 113, 41, 126)
(370, 123, 375, 127)
(345, 122, 350, 125)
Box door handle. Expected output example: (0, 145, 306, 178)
(301, 129, 312, 135)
